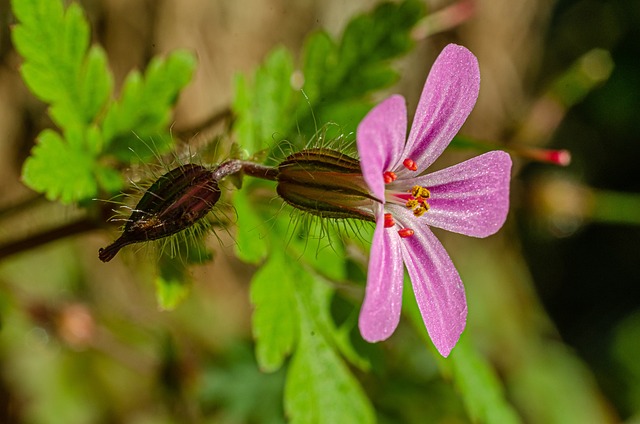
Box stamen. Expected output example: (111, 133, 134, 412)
(383, 171, 397, 183)
(384, 213, 395, 228)
(410, 185, 430, 198)
(403, 158, 418, 171)
(398, 228, 414, 238)
(405, 199, 419, 209)
(403, 184, 432, 216)
(413, 207, 427, 217)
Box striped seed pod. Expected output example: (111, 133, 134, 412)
(99, 164, 222, 262)
(276, 148, 376, 221)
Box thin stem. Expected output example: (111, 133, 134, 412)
(211, 159, 279, 182)
(0, 217, 99, 262)
(239, 161, 279, 181)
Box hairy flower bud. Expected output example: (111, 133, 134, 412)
(99, 164, 221, 262)
(276, 148, 376, 221)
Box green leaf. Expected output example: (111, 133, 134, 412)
(94, 166, 123, 194)
(22, 129, 98, 203)
(309, 0, 423, 98)
(294, 264, 370, 372)
(232, 47, 295, 155)
(403, 279, 521, 424)
(284, 220, 347, 282)
(156, 259, 191, 311)
(155, 236, 212, 310)
(78, 46, 113, 122)
(102, 50, 196, 161)
(250, 251, 298, 372)
(12, 0, 123, 202)
(448, 335, 522, 424)
(12, 0, 92, 131)
(288, 0, 425, 142)
(285, 270, 375, 424)
(233, 181, 270, 263)
(299, 31, 336, 104)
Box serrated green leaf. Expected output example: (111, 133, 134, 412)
(11, 0, 64, 70)
(11, 0, 64, 28)
(286, 0, 425, 142)
(285, 274, 375, 424)
(250, 251, 298, 372)
(232, 47, 295, 155)
(18, 61, 66, 104)
(12, 0, 90, 124)
(102, 50, 196, 161)
(22, 129, 98, 203)
(79, 46, 113, 122)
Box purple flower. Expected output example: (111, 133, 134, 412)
(356, 44, 512, 357)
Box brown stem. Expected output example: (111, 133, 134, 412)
(239, 161, 279, 181)
(0, 217, 100, 262)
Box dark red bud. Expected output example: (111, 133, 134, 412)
(99, 164, 222, 262)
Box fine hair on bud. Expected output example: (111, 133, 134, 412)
(99, 163, 224, 262)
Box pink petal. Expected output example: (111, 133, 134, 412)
(400, 44, 480, 176)
(393, 208, 467, 357)
(358, 213, 404, 342)
(403, 151, 512, 238)
(356, 95, 407, 201)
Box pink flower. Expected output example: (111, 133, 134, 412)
(356, 44, 512, 357)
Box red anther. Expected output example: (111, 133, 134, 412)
(398, 228, 414, 238)
(383, 171, 397, 183)
(403, 158, 417, 171)
(383, 213, 395, 228)
(544, 149, 572, 166)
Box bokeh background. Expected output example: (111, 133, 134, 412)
(1, 0, 639, 422)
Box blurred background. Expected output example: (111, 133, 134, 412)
(1, 0, 639, 422)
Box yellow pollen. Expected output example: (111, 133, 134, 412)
(413, 207, 427, 217)
(404, 187, 431, 216)
(406, 199, 419, 209)
(410, 185, 431, 199)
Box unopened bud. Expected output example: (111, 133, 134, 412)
(99, 164, 221, 262)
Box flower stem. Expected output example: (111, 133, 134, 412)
(237, 161, 279, 181)
(0, 216, 99, 261)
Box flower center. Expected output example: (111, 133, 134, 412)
(406, 185, 431, 217)
(385, 184, 431, 217)
(380, 158, 429, 238)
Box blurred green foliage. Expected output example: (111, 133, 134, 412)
(2, 0, 639, 422)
